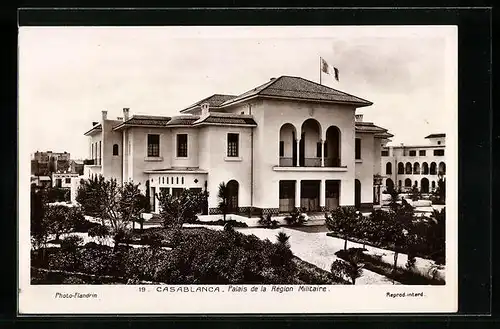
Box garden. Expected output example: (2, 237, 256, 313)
(30, 177, 348, 285)
(324, 191, 446, 285)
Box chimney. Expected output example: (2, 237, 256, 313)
(355, 114, 364, 122)
(102, 110, 108, 121)
(123, 108, 130, 121)
(200, 103, 210, 116)
(117, 117, 123, 121)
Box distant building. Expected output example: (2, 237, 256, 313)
(380, 134, 446, 193)
(31, 151, 76, 176)
(52, 172, 80, 188)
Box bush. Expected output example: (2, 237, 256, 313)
(60, 235, 83, 251)
(192, 219, 248, 228)
(258, 214, 279, 229)
(47, 187, 70, 203)
(284, 209, 306, 227)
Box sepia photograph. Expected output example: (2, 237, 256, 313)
(18, 24, 458, 314)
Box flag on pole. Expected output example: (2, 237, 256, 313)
(321, 57, 339, 81)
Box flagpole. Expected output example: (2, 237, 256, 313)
(319, 57, 322, 85)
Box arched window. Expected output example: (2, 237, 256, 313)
(422, 162, 429, 175)
(386, 162, 392, 175)
(113, 144, 119, 156)
(279, 123, 297, 166)
(404, 178, 412, 187)
(405, 162, 412, 174)
(439, 162, 446, 175)
(430, 162, 437, 175)
(431, 181, 436, 190)
(386, 178, 394, 191)
(414, 180, 418, 187)
(421, 178, 429, 193)
(413, 162, 420, 175)
(227, 180, 239, 213)
(398, 180, 402, 187)
(398, 162, 404, 174)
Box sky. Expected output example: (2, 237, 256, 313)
(19, 26, 457, 160)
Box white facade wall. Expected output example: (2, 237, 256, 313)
(101, 119, 123, 183)
(171, 128, 199, 168)
(149, 172, 208, 213)
(197, 125, 253, 210)
(127, 127, 173, 193)
(354, 133, 375, 205)
(246, 98, 356, 209)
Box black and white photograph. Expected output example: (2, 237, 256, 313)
(19, 24, 458, 314)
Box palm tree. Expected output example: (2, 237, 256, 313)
(276, 231, 290, 248)
(217, 182, 229, 222)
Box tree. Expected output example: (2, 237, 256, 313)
(436, 177, 446, 203)
(88, 225, 110, 246)
(276, 231, 290, 248)
(217, 182, 229, 222)
(331, 253, 364, 285)
(156, 188, 208, 228)
(44, 205, 73, 242)
(388, 188, 400, 212)
(120, 182, 147, 230)
(31, 185, 49, 252)
(410, 185, 421, 202)
(325, 206, 359, 250)
(76, 176, 149, 251)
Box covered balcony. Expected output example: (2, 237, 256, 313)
(277, 119, 344, 170)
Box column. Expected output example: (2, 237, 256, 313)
(296, 139, 300, 167)
(321, 139, 325, 167)
(295, 180, 301, 210)
(319, 179, 325, 210)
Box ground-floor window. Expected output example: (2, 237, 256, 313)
(279, 180, 295, 213)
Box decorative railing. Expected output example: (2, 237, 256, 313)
(278, 157, 341, 168)
(279, 157, 294, 167)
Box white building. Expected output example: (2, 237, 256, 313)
(380, 134, 446, 193)
(83, 75, 393, 216)
(52, 172, 80, 188)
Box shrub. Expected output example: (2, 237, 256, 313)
(88, 225, 110, 245)
(258, 214, 279, 229)
(60, 235, 84, 252)
(275, 231, 290, 248)
(284, 209, 306, 227)
(325, 206, 359, 250)
(193, 219, 248, 228)
(331, 250, 364, 285)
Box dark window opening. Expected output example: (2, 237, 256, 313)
(419, 150, 426, 156)
(279, 141, 284, 157)
(355, 138, 361, 159)
(147, 134, 160, 157)
(316, 142, 322, 157)
(227, 133, 239, 157)
(434, 149, 445, 156)
(409, 150, 416, 156)
(177, 134, 188, 157)
(113, 144, 119, 156)
(65, 178, 71, 184)
(381, 150, 389, 156)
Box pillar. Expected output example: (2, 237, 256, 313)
(296, 139, 300, 167)
(319, 179, 325, 210)
(321, 139, 325, 167)
(295, 180, 301, 209)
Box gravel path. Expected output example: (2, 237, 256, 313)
(232, 227, 397, 285)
